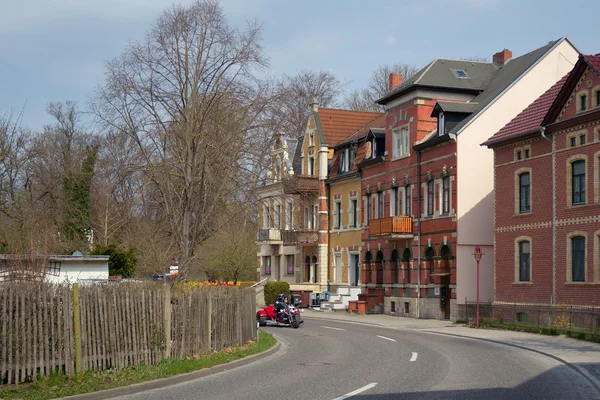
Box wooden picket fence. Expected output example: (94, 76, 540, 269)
(0, 282, 257, 385)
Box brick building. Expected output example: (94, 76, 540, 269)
(359, 38, 578, 320)
(484, 53, 600, 328)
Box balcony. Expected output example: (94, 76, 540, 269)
(368, 216, 413, 238)
(257, 228, 282, 244)
(281, 229, 319, 246)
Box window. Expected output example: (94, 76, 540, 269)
(391, 187, 399, 216)
(570, 137, 576, 147)
(442, 176, 450, 214)
(365, 196, 370, 224)
(524, 149, 530, 159)
(349, 199, 358, 228)
(572, 160, 586, 205)
(264, 256, 271, 275)
(519, 241, 530, 282)
(572, 236, 585, 282)
(286, 255, 294, 275)
(333, 201, 342, 229)
(427, 180, 434, 216)
(308, 156, 315, 176)
(309, 132, 314, 146)
(517, 151, 522, 160)
(519, 172, 531, 213)
(371, 194, 377, 220)
(46, 261, 61, 276)
(393, 128, 410, 157)
(597, 90, 600, 107)
(438, 112, 445, 137)
(404, 185, 411, 216)
(339, 150, 346, 173)
(274, 203, 281, 228)
(452, 69, 470, 79)
(517, 312, 529, 323)
(313, 205, 318, 229)
(263, 203, 270, 228)
(285, 201, 293, 229)
(581, 94, 587, 112)
(580, 135, 586, 145)
(378, 192, 384, 218)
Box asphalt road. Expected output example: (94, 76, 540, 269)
(111, 318, 599, 400)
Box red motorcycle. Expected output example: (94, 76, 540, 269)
(257, 302, 303, 328)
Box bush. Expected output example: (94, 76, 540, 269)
(264, 281, 290, 305)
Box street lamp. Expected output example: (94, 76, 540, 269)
(473, 246, 484, 328)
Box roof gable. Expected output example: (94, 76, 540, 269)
(482, 73, 569, 147)
(543, 54, 600, 125)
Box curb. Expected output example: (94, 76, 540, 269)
(59, 341, 281, 400)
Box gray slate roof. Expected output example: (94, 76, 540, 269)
(434, 101, 480, 114)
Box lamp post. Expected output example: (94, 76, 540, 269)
(473, 246, 484, 328)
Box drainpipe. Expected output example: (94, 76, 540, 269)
(417, 150, 422, 319)
(540, 126, 555, 304)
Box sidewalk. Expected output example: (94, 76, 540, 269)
(300, 308, 600, 390)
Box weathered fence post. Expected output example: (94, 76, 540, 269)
(207, 289, 212, 352)
(163, 284, 171, 360)
(73, 283, 82, 375)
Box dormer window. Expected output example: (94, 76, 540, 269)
(338, 148, 354, 173)
(309, 132, 314, 146)
(438, 112, 445, 137)
(580, 94, 587, 112)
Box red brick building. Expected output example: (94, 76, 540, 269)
(358, 38, 578, 320)
(484, 54, 600, 329)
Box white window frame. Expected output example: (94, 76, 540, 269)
(438, 112, 445, 137)
(393, 127, 410, 158)
(274, 202, 281, 229)
(403, 185, 411, 216)
(333, 200, 342, 229)
(349, 198, 358, 228)
(285, 200, 293, 230)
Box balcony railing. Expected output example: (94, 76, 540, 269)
(369, 216, 413, 237)
(281, 229, 319, 245)
(257, 228, 281, 243)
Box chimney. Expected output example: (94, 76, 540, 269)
(389, 73, 403, 91)
(310, 96, 319, 112)
(493, 49, 513, 67)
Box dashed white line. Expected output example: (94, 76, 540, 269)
(410, 352, 418, 362)
(322, 326, 345, 331)
(332, 382, 378, 400)
(376, 335, 396, 342)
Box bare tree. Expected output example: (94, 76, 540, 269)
(92, 0, 275, 278)
(276, 70, 348, 137)
(343, 62, 419, 111)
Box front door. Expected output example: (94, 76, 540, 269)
(349, 254, 359, 286)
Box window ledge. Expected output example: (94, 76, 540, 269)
(512, 282, 533, 286)
(513, 212, 533, 217)
(566, 203, 598, 210)
(565, 282, 600, 286)
(391, 154, 410, 161)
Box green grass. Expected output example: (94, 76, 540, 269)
(474, 319, 600, 343)
(0, 331, 276, 400)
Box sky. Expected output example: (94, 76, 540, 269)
(0, 0, 597, 132)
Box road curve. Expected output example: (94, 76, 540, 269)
(109, 319, 599, 400)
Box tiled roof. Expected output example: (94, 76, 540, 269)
(482, 73, 569, 146)
(585, 54, 600, 73)
(328, 115, 385, 180)
(317, 108, 382, 146)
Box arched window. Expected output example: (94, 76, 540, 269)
(390, 249, 400, 283)
(403, 248, 412, 284)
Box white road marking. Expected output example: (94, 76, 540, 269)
(376, 335, 396, 342)
(322, 326, 345, 331)
(332, 382, 378, 400)
(410, 352, 418, 362)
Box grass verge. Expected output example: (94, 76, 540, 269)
(0, 331, 276, 400)
(473, 319, 600, 344)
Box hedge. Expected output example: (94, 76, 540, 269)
(264, 281, 290, 305)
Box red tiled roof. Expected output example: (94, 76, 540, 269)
(318, 108, 382, 146)
(584, 54, 600, 73)
(328, 114, 385, 180)
(483, 73, 569, 146)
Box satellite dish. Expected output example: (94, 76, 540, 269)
(72, 251, 84, 257)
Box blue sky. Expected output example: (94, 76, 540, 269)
(0, 0, 596, 132)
